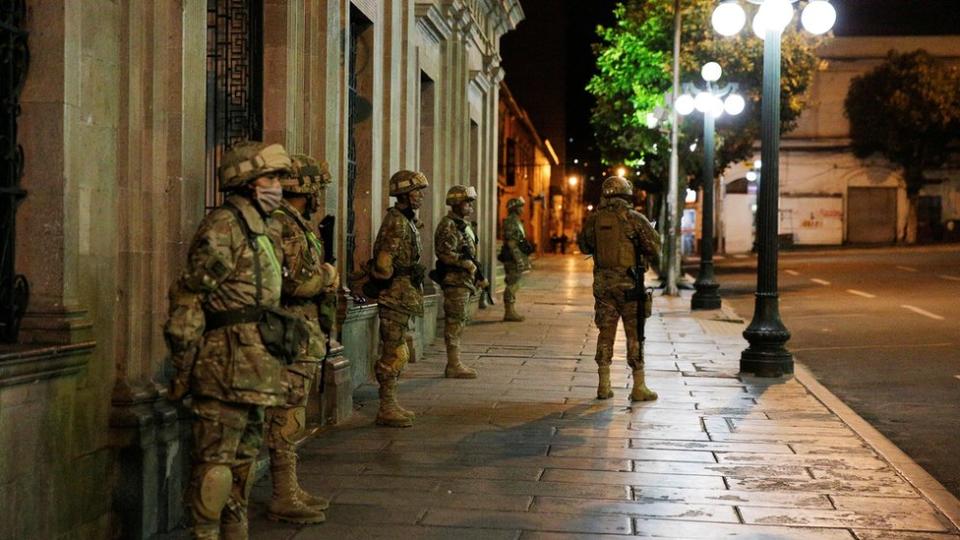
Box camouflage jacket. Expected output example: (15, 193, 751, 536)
(435, 212, 479, 293)
(373, 206, 424, 316)
(164, 195, 286, 407)
(502, 211, 531, 271)
(272, 201, 338, 368)
(579, 197, 661, 288)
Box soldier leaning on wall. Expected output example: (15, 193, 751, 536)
(164, 141, 301, 540)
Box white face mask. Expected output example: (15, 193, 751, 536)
(254, 184, 284, 213)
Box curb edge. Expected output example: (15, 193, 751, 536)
(794, 362, 960, 531)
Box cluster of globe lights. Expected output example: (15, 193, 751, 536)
(711, 0, 836, 38)
(674, 62, 745, 119)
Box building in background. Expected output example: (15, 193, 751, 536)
(719, 35, 960, 252)
(498, 83, 555, 254)
(0, 1, 522, 538)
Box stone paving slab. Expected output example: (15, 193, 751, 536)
(233, 256, 960, 538)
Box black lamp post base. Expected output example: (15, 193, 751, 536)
(740, 347, 793, 377)
(691, 283, 721, 310)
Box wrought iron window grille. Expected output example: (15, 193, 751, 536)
(0, 0, 30, 343)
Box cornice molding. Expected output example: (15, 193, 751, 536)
(415, 2, 453, 43)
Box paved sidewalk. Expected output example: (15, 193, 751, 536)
(247, 255, 960, 539)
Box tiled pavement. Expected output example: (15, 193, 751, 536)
(244, 255, 960, 539)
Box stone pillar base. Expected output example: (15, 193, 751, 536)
(18, 304, 93, 344)
(307, 341, 353, 426)
(109, 381, 189, 538)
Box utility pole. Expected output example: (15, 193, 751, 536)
(665, 0, 681, 296)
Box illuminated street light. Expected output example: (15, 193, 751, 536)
(746, 170, 758, 182)
(568, 176, 579, 187)
(711, 0, 836, 377)
(674, 62, 744, 312)
(616, 167, 627, 177)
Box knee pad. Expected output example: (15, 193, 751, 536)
(192, 464, 232, 522)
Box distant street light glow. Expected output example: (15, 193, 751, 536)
(694, 92, 713, 113)
(801, 0, 837, 34)
(646, 112, 659, 128)
(746, 170, 758, 181)
(568, 176, 579, 187)
(754, 159, 762, 169)
(712, 1, 746, 36)
(616, 167, 627, 177)
(724, 93, 745, 115)
(701, 62, 722, 82)
(675, 94, 696, 116)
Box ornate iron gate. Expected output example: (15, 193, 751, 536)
(205, 0, 263, 210)
(0, 0, 29, 343)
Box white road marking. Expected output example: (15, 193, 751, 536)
(785, 270, 800, 276)
(846, 289, 876, 298)
(901, 304, 945, 321)
(939, 274, 960, 282)
(896, 265, 918, 272)
(810, 278, 831, 286)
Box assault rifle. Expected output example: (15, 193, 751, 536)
(469, 220, 495, 306)
(316, 214, 337, 394)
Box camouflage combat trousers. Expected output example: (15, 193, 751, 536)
(376, 306, 412, 382)
(189, 398, 265, 533)
(503, 263, 523, 304)
(442, 286, 471, 348)
(593, 282, 646, 370)
(265, 362, 317, 453)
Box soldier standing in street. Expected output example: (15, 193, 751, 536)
(578, 176, 661, 402)
(501, 197, 532, 322)
(369, 170, 429, 428)
(164, 141, 295, 540)
(434, 185, 483, 379)
(264, 154, 339, 524)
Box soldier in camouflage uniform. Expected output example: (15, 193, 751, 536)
(370, 170, 429, 428)
(434, 185, 484, 379)
(501, 197, 531, 322)
(165, 141, 292, 540)
(577, 176, 661, 402)
(264, 154, 340, 524)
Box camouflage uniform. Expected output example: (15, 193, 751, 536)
(435, 185, 481, 379)
(578, 176, 661, 402)
(264, 155, 338, 524)
(501, 198, 531, 322)
(371, 170, 428, 427)
(164, 142, 291, 540)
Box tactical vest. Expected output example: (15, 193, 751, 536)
(594, 209, 636, 270)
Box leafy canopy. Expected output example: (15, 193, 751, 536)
(844, 49, 960, 192)
(587, 0, 820, 190)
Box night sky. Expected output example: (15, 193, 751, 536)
(500, 0, 960, 198)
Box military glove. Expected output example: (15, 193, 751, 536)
(462, 260, 477, 276)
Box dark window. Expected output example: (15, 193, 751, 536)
(0, 0, 30, 342)
(205, 0, 264, 210)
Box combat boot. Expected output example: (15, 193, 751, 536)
(376, 378, 414, 428)
(629, 369, 658, 402)
(503, 302, 525, 322)
(221, 521, 248, 540)
(266, 450, 328, 524)
(444, 345, 478, 379)
(191, 524, 219, 540)
(596, 366, 614, 399)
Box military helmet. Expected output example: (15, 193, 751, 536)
(601, 176, 633, 199)
(218, 141, 292, 192)
(281, 154, 332, 195)
(507, 197, 525, 211)
(445, 185, 477, 206)
(388, 170, 429, 196)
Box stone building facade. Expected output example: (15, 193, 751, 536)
(0, 0, 521, 538)
(719, 36, 960, 251)
(497, 82, 555, 255)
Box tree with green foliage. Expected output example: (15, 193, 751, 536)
(845, 49, 960, 195)
(588, 0, 820, 192)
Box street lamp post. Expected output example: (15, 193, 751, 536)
(675, 62, 745, 311)
(712, 0, 835, 377)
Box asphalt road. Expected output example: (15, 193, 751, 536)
(694, 245, 960, 498)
